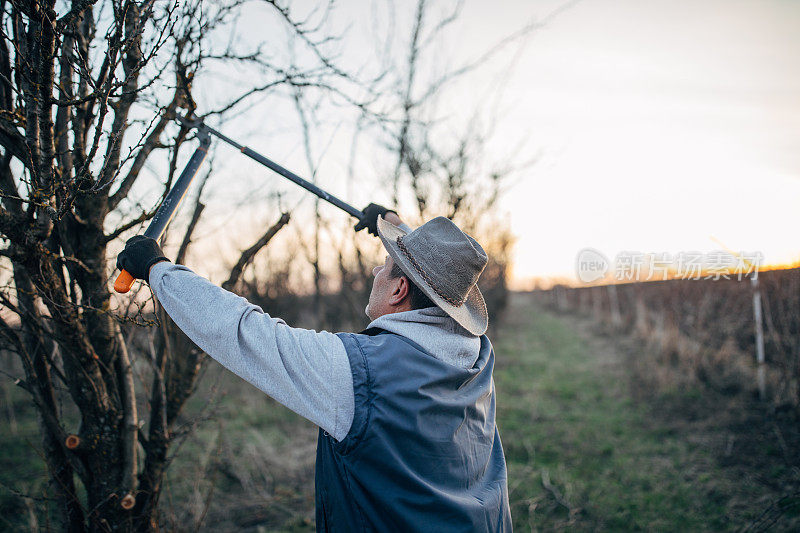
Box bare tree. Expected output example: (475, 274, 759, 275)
(380, 0, 532, 321)
(239, 0, 543, 332)
(0, 0, 360, 529)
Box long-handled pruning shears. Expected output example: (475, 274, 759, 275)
(113, 114, 362, 293)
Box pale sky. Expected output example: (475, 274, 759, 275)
(453, 0, 800, 284)
(150, 0, 800, 288)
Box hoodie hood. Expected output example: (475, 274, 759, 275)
(366, 307, 481, 369)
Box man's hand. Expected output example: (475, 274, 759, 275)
(354, 203, 397, 237)
(116, 236, 169, 284)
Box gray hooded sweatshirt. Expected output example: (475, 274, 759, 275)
(149, 262, 481, 441)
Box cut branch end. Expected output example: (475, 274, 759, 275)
(120, 493, 136, 510)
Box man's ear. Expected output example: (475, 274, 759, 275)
(388, 275, 411, 306)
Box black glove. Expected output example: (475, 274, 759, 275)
(116, 235, 169, 283)
(354, 203, 396, 237)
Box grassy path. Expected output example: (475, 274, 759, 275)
(2, 293, 789, 531)
(494, 293, 735, 531)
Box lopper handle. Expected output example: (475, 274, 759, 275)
(114, 269, 135, 293)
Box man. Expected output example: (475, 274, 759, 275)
(117, 203, 512, 532)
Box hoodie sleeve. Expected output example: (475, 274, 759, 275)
(148, 262, 354, 441)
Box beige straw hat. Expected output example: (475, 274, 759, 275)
(377, 216, 489, 336)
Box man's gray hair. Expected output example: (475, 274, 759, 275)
(388, 263, 435, 310)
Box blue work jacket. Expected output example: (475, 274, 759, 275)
(315, 327, 512, 532)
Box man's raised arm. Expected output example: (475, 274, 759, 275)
(115, 202, 406, 441)
(147, 261, 355, 440)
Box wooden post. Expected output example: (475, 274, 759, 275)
(635, 287, 647, 336)
(607, 284, 622, 328)
(553, 285, 567, 311)
(653, 310, 665, 352)
(751, 276, 766, 400)
(558, 287, 568, 311)
(592, 286, 602, 321)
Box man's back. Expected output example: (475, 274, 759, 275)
(316, 329, 511, 532)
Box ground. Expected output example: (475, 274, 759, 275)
(496, 293, 799, 532)
(1, 292, 798, 531)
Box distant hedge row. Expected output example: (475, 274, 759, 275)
(538, 268, 800, 410)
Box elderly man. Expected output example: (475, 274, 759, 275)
(117, 203, 512, 532)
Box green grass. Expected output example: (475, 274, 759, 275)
(158, 366, 318, 531)
(0, 380, 52, 531)
(494, 295, 733, 531)
(1, 295, 787, 531)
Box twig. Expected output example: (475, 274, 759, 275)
(175, 166, 212, 264)
(541, 468, 574, 513)
(740, 491, 800, 532)
(222, 212, 290, 291)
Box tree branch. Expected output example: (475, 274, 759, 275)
(114, 326, 138, 504)
(175, 167, 211, 265)
(103, 207, 157, 244)
(222, 212, 290, 291)
(56, 0, 99, 32)
(0, 110, 31, 169)
(96, 1, 144, 192)
(107, 94, 178, 209)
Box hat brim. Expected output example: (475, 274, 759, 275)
(377, 216, 489, 336)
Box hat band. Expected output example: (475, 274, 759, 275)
(395, 236, 467, 307)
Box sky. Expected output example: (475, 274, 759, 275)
(449, 0, 800, 285)
(161, 0, 800, 288)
